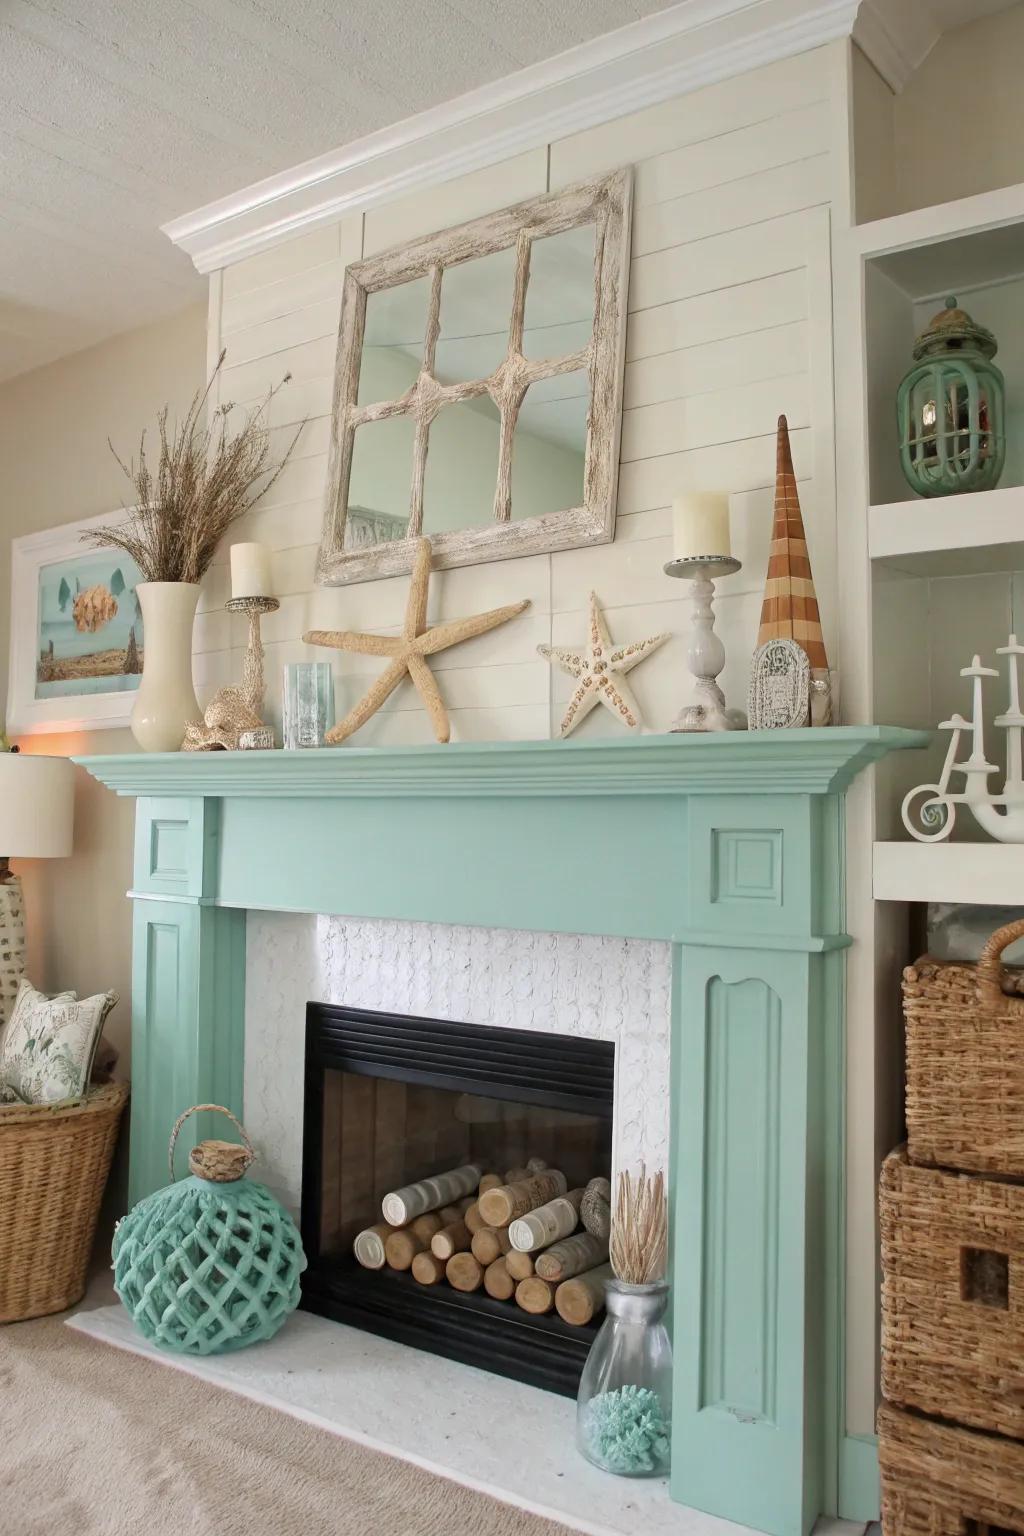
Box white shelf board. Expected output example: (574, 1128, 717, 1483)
(845, 182, 1024, 301)
(869, 484, 1024, 576)
(874, 841, 1024, 905)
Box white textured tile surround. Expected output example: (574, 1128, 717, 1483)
(244, 911, 672, 1213)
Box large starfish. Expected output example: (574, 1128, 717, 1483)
(303, 538, 529, 744)
(539, 591, 670, 737)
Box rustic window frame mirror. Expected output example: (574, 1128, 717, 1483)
(316, 168, 633, 586)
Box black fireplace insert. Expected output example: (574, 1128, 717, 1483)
(300, 1003, 615, 1396)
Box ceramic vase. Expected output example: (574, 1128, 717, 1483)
(131, 582, 201, 753)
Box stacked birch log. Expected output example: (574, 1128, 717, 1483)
(353, 1158, 613, 1326)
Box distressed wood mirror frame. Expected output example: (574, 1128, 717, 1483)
(316, 168, 633, 586)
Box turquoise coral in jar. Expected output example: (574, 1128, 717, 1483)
(577, 1279, 672, 1476)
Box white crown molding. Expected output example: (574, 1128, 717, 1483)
(163, 0, 860, 275)
(851, 0, 941, 92)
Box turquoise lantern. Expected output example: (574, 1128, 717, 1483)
(897, 296, 1005, 497)
(113, 1104, 306, 1355)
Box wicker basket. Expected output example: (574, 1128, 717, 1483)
(879, 1402, 1024, 1536)
(881, 1147, 1024, 1441)
(903, 917, 1024, 1176)
(0, 1082, 128, 1323)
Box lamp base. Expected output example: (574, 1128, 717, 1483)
(0, 875, 26, 1024)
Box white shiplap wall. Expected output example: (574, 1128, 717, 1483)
(200, 47, 840, 746)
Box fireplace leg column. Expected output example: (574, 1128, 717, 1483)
(669, 794, 846, 1536)
(127, 797, 246, 1203)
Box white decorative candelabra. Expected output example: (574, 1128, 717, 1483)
(663, 556, 747, 732)
(902, 634, 1024, 843)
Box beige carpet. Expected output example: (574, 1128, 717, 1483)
(1, 1311, 577, 1536)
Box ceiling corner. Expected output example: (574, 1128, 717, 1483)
(851, 0, 943, 92)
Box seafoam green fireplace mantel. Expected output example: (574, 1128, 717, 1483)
(78, 727, 925, 1536)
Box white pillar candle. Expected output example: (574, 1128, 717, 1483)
(230, 542, 273, 600)
(671, 493, 731, 561)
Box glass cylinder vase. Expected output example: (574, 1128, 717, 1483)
(576, 1279, 672, 1477)
(282, 662, 334, 749)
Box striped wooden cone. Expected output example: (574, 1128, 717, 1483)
(757, 415, 829, 671)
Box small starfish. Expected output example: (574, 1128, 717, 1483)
(304, 538, 529, 744)
(539, 592, 670, 737)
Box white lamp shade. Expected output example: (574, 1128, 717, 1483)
(0, 753, 74, 858)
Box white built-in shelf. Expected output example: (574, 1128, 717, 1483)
(874, 841, 1024, 905)
(869, 484, 1024, 577)
(847, 181, 1024, 300)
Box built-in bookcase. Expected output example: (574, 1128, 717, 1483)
(833, 184, 1024, 1470)
(839, 182, 1024, 898)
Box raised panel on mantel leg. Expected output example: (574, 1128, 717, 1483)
(700, 976, 781, 1424)
(672, 946, 822, 1536)
(130, 899, 246, 1204)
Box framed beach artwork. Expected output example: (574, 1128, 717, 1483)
(7, 512, 146, 735)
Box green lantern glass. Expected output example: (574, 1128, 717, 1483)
(896, 296, 1005, 497)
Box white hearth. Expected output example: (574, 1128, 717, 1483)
(244, 912, 672, 1214)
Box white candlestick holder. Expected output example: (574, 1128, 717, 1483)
(663, 555, 747, 733)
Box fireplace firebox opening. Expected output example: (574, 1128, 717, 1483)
(301, 1004, 615, 1395)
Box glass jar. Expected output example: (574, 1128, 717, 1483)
(576, 1279, 672, 1477)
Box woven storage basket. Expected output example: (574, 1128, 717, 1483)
(881, 1147, 1024, 1441)
(879, 1403, 1024, 1536)
(903, 917, 1024, 1175)
(0, 1082, 128, 1323)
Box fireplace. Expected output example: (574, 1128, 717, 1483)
(300, 1002, 615, 1395)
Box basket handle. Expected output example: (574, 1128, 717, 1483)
(168, 1103, 254, 1181)
(976, 919, 1024, 1006)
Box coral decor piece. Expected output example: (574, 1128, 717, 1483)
(757, 415, 828, 671)
(579, 1385, 672, 1475)
(304, 537, 529, 744)
(539, 592, 669, 737)
(73, 584, 118, 633)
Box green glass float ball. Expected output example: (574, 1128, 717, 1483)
(113, 1174, 307, 1355)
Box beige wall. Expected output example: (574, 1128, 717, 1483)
(0, 304, 207, 1064)
(854, 5, 1024, 222)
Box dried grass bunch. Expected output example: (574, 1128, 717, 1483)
(610, 1166, 667, 1286)
(83, 351, 298, 584)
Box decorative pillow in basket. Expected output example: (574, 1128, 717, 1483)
(0, 978, 117, 1105)
(113, 1104, 306, 1355)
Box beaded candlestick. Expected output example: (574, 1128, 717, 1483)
(182, 594, 280, 751)
(225, 595, 279, 719)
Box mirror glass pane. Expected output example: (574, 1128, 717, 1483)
(523, 225, 595, 360)
(345, 415, 415, 547)
(436, 248, 515, 383)
(358, 278, 431, 407)
(422, 394, 501, 535)
(512, 368, 588, 518)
